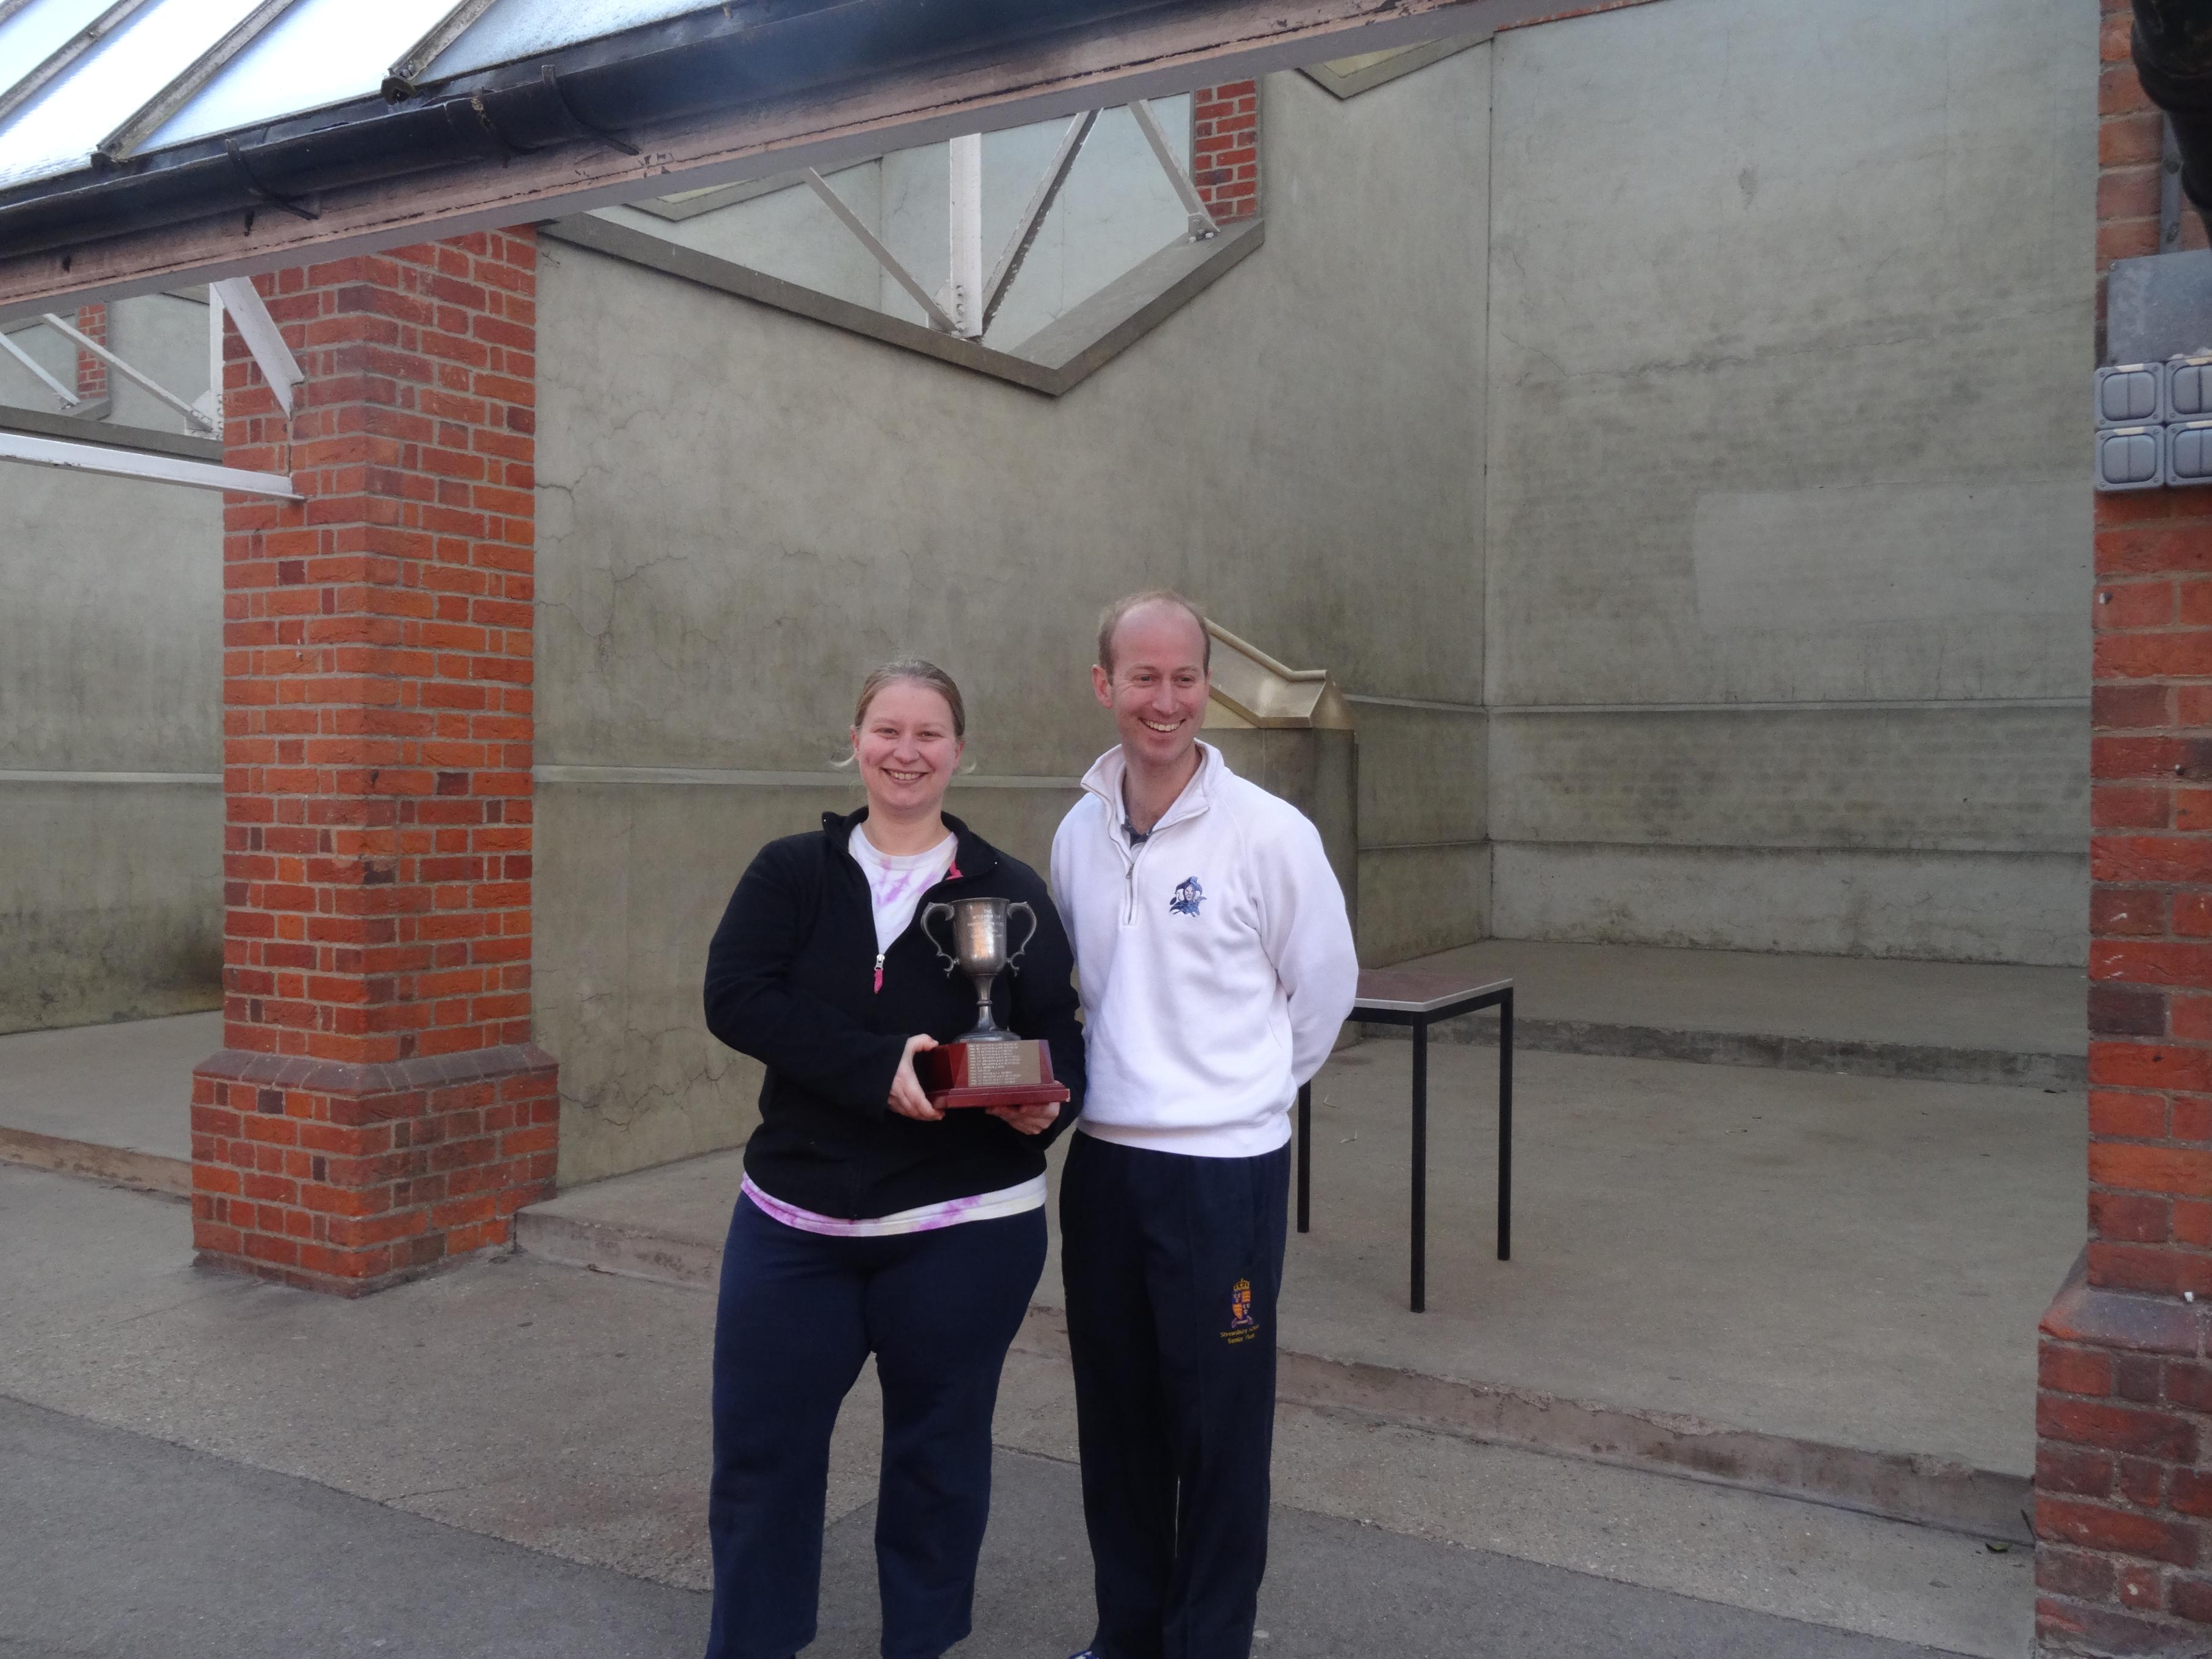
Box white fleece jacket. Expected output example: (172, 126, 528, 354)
(1050, 742, 1358, 1157)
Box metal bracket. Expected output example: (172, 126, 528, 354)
(0, 430, 297, 497)
(210, 277, 304, 417)
(980, 110, 1098, 337)
(1129, 98, 1218, 241)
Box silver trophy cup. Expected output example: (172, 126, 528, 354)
(921, 896, 1037, 1042)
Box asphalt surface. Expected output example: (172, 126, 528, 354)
(3, 1392, 1965, 1659)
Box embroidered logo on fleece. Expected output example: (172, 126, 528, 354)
(1222, 1277, 1258, 1343)
(1168, 876, 1204, 917)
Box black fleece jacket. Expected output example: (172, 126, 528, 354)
(702, 808, 1084, 1220)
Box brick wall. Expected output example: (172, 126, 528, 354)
(73, 301, 105, 403)
(2032, 3, 2212, 1651)
(190, 229, 557, 1296)
(1191, 80, 1260, 222)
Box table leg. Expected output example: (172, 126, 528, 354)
(1498, 989, 1513, 1263)
(1296, 1081, 1311, 1234)
(1411, 1016, 1428, 1312)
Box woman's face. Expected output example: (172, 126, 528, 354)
(852, 680, 963, 819)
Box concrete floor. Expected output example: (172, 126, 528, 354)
(1399, 940, 2084, 1057)
(0, 1007, 213, 1160)
(527, 1041, 2083, 1490)
(0, 1163, 2034, 1657)
(4, 1391, 1980, 1659)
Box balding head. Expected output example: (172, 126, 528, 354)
(1096, 589, 1211, 679)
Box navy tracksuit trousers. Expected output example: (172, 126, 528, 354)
(1059, 1132, 1292, 1659)
(703, 1194, 1046, 1659)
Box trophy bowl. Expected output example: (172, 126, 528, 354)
(914, 897, 1070, 1110)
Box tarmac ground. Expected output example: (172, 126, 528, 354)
(2, 1161, 2033, 1658)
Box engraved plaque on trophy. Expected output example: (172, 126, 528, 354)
(913, 896, 1071, 1110)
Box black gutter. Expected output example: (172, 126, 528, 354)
(2135, 0, 2212, 242)
(0, 0, 1167, 260)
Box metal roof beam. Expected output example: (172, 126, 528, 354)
(40, 309, 213, 431)
(95, 0, 311, 166)
(0, 0, 158, 129)
(1128, 98, 1217, 240)
(980, 108, 1097, 337)
(0, 0, 1518, 317)
(800, 167, 958, 333)
(0, 324, 79, 407)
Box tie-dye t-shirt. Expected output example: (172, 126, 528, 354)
(850, 825, 956, 952)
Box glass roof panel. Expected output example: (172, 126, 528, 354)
(427, 0, 725, 79)
(0, 0, 113, 102)
(141, 0, 472, 153)
(0, 0, 269, 191)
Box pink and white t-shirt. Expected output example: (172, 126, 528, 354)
(742, 821, 1047, 1237)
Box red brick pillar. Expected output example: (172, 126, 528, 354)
(2031, 6, 2212, 1649)
(190, 230, 557, 1296)
(73, 301, 106, 403)
(1190, 81, 1261, 222)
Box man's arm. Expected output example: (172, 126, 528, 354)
(1253, 814, 1359, 1086)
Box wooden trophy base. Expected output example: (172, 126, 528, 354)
(917, 1039, 1070, 1110)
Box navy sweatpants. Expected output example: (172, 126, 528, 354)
(1059, 1132, 1292, 1659)
(704, 1194, 1047, 1659)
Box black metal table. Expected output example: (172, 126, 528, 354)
(1296, 969, 1514, 1312)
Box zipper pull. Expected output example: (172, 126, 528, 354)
(873, 951, 885, 994)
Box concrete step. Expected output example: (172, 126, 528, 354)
(515, 1159, 2033, 1547)
(1359, 940, 2084, 1090)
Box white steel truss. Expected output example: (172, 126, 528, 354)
(0, 282, 304, 495)
(802, 102, 1218, 340)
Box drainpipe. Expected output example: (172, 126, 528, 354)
(2135, 0, 2212, 242)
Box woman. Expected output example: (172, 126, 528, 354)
(700, 658, 1083, 1659)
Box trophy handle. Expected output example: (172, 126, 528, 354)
(1005, 900, 1038, 975)
(920, 903, 959, 974)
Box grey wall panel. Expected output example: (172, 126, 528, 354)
(1359, 843, 1489, 965)
(534, 777, 1084, 1185)
(1484, 0, 2095, 711)
(1491, 842, 2086, 967)
(0, 459, 220, 772)
(0, 783, 222, 1034)
(1487, 705, 2086, 855)
(1354, 703, 1485, 851)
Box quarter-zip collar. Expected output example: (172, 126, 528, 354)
(1079, 741, 1222, 856)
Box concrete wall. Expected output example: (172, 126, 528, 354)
(532, 57, 1492, 1183)
(1481, 0, 2096, 964)
(0, 292, 222, 1034)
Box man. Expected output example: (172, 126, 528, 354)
(1050, 589, 1359, 1659)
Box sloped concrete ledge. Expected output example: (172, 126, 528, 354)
(1361, 1014, 2086, 1091)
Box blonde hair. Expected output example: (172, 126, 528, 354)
(1097, 589, 1211, 678)
(851, 658, 967, 739)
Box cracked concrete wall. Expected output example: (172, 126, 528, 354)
(0, 455, 222, 1034)
(531, 59, 1491, 1184)
(1482, 0, 2096, 964)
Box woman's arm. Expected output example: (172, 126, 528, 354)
(702, 843, 907, 1114)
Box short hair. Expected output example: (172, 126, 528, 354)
(1096, 589, 1211, 678)
(852, 657, 966, 739)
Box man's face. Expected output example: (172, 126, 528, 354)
(1093, 603, 1209, 775)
